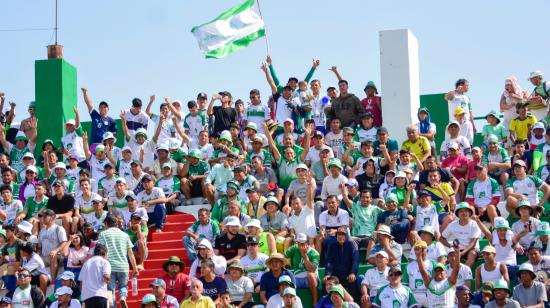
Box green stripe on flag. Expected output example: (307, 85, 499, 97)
(191, 0, 255, 33)
(204, 28, 265, 59)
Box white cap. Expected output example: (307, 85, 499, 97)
(197, 239, 213, 250)
(25, 165, 38, 173)
(116, 177, 126, 184)
(533, 122, 545, 130)
(92, 194, 103, 203)
(295, 233, 308, 243)
(283, 118, 294, 124)
(225, 216, 241, 228)
(246, 219, 263, 232)
(55, 286, 73, 296)
(528, 70, 544, 80)
(54, 162, 66, 170)
(17, 220, 33, 235)
(122, 146, 133, 153)
(102, 132, 116, 142)
(375, 251, 389, 259)
(65, 119, 76, 126)
(448, 141, 459, 150)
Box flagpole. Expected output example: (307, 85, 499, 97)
(255, 0, 270, 55)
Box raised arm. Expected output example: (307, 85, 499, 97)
(472, 215, 492, 242)
(0, 93, 5, 117)
(172, 117, 190, 144)
(152, 114, 165, 143)
(74, 107, 81, 129)
(105, 144, 117, 165)
(300, 126, 312, 161)
(261, 63, 278, 95)
(6, 102, 15, 124)
(165, 97, 182, 119)
(207, 93, 219, 116)
(80, 88, 94, 113)
(266, 55, 281, 90)
(329, 66, 344, 81)
(304, 59, 320, 83)
(119, 111, 130, 142)
(448, 242, 461, 286)
(262, 122, 281, 161)
(145, 95, 155, 118)
(340, 183, 353, 208)
(27, 117, 38, 145)
(82, 131, 92, 160)
(416, 249, 433, 288)
(306, 172, 315, 210)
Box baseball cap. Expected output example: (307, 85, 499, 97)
(65, 119, 76, 126)
(55, 286, 73, 296)
(142, 173, 153, 181)
(116, 177, 126, 184)
(388, 266, 402, 275)
(375, 251, 389, 259)
(246, 235, 259, 244)
(162, 162, 172, 170)
(295, 233, 308, 243)
(345, 178, 359, 187)
(150, 278, 166, 288)
(343, 127, 355, 135)
(131, 212, 142, 220)
(60, 271, 75, 281)
(125, 192, 137, 200)
(197, 92, 207, 100)
(278, 275, 294, 287)
(283, 287, 296, 297)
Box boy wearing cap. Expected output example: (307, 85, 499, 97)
(107, 178, 129, 215)
(82, 131, 117, 182)
(180, 149, 209, 205)
(204, 153, 237, 204)
(506, 158, 550, 218)
(58, 112, 85, 165)
(284, 233, 320, 304)
(482, 134, 511, 190)
(377, 193, 410, 244)
(98, 162, 117, 198)
(474, 245, 509, 290)
(465, 163, 501, 225)
(321, 158, 348, 202)
(286, 164, 315, 208)
(211, 181, 246, 223)
(233, 165, 260, 205)
(264, 275, 303, 308)
(454, 107, 474, 144)
(137, 174, 167, 232)
(355, 112, 378, 143)
(485, 280, 519, 308)
(244, 135, 273, 168)
(441, 202, 482, 268)
(482, 110, 508, 147)
(155, 162, 180, 213)
(49, 285, 81, 308)
(440, 121, 472, 161)
(148, 277, 179, 308)
(339, 126, 360, 163)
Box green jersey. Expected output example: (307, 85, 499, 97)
(155, 176, 180, 196)
(23, 196, 48, 219)
(285, 245, 320, 278)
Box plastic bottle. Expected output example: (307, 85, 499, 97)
(132, 276, 138, 296)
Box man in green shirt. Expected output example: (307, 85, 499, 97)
(342, 189, 382, 260)
(181, 149, 210, 205)
(211, 181, 246, 223)
(284, 232, 320, 305)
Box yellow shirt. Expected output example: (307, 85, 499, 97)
(180, 296, 215, 308)
(509, 115, 537, 140)
(401, 136, 431, 158)
(246, 196, 267, 219)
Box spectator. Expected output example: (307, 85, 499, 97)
(7, 269, 45, 308)
(245, 188, 267, 220)
(440, 121, 472, 161)
(360, 251, 390, 306)
(416, 225, 447, 263)
(512, 263, 547, 307)
(0, 185, 23, 226)
(367, 224, 403, 267)
(224, 261, 254, 308)
(455, 285, 479, 308)
(38, 208, 68, 282)
(372, 266, 417, 308)
(62, 232, 88, 283)
(406, 241, 433, 307)
(137, 173, 167, 232)
(342, 188, 381, 259)
(180, 150, 210, 205)
(78, 243, 110, 308)
(465, 163, 501, 225)
(325, 227, 359, 299)
(441, 141, 468, 200)
(45, 181, 74, 236)
(266, 276, 303, 308)
(506, 159, 549, 218)
(416, 107, 437, 155)
(160, 256, 191, 303)
(180, 279, 216, 308)
(526, 243, 550, 300)
(378, 193, 410, 244)
(210, 181, 245, 224)
(189, 239, 227, 280)
(330, 80, 364, 128)
(199, 259, 227, 303)
(373, 127, 399, 158)
(441, 202, 481, 268)
(97, 214, 139, 307)
(148, 278, 179, 308)
(500, 76, 528, 134)
(259, 196, 289, 249)
(411, 191, 442, 239)
(454, 107, 474, 145)
(527, 70, 550, 121)
(207, 92, 237, 136)
(509, 102, 537, 144)
(245, 219, 277, 256)
(483, 110, 507, 148)
(328, 285, 360, 308)
(259, 253, 296, 305)
(486, 280, 520, 308)
(240, 234, 269, 285)
(474, 245, 509, 290)
(511, 201, 540, 251)
(287, 176, 316, 246)
(482, 134, 511, 190)
(361, 81, 382, 127)
(19, 242, 50, 294)
(284, 233, 320, 304)
(49, 286, 81, 308)
(317, 194, 350, 261)
(402, 125, 431, 163)
(214, 217, 246, 263)
(245, 135, 273, 168)
(183, 208, 220, 264)
(445, 78, 476, 132)
(0, 224, 23, 292)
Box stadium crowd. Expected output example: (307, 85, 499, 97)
(0, 59, 549, 308)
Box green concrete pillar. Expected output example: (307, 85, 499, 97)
(34, 58, 77, 154)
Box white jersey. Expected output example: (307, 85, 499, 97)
(362, 267, 390, 296)
(414, 204, 440, 232)
(427, 279, 455, 308)
(88, 156, 108, 181)
(441, 219, 482, 250)
(312, 94, 331, 127)
(98, 176, 117, 196)
(274, 96, 299, 126)
(137, 187, 166, 213)
(446, 263, 472, 287)
(407, 260, 433, 295)
(240, 252, 269, 283)
(75, 192, 101, 222)
(447, 92, 471, 121)
(121, 207, 149, 226)
(244, 104, 270, 134)
(61, 131, 86, 162)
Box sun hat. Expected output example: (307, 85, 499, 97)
(413, 241, 427, 249)
(187, 149, 201, 159)
(533, 122, 545, 131)
(156, 144, 169, 153)
(246, 122, 258, 132)
(54, 162, 67, 170)
(135, 128, 148, 139)
(197, 239, 213, 251)
(329, 285, 345, 300)
(226, 181, 240, 192)
(228, 261, 245, 272)
(495, 219, 511, 230)
(528, 70, 544, 80)
(364, 81, 378, 93)
(168, 138, 181, 150)
(374, 225, 394, 239)
(480, 282, 495, 294)
(375, 251, 389, 259)
(17, 221, 33, 235)
(418, 225, 436, 237)
(60, 271, 76, 281)
(327, 158, 343, 170)
(263, 196, 280, 210)
(266, 253, 289, 267)
(122, 146, 133, 153)
(516, 263, 536, 279)
(225, 216, 241, 228)
(454, 202, 474, 216)
(245, 220, 263, 234)
(515, 200, 533, 217)
(295, 233, 308, 244)
(454, 107, 466, 116)
(102, 132, 116, 142)
(492, 280, 510, 294)
(385, 193, 398, 204)
(485, 110, 501, 124)
(95, 144, 106, 153)
(162, 256, 185, 273)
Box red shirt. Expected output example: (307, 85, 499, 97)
(441, 155, 468, 180)
(163, 272, 192, 302)
(466, 158, 481, 181)
(361, 95, 382, 127)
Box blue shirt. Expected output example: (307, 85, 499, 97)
(315, 295, 333, 308)
(326, 239, 359, 276)
(200, 276, 227, 300)
(373, 138, 399, 156)
(90, 109, 117, 144)
(260, 269, 296, 300)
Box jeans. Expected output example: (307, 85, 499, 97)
(148, 204, 166, 230)
(389, 220, 410, 244)
(108, 271, 129, 307)
(183, 236, 198, 264)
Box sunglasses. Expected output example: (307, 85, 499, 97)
(17, 274, 30, 279)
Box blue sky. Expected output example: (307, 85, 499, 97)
(2, 0, 549, 123)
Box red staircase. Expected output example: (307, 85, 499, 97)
(126, 212, 195, 307)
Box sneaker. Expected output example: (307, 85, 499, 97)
(155, 229, 163, 233)
(185, 199, 193, 206)
(120, 298, 128, 308)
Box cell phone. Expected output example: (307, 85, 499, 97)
(453, 239, 460, 247)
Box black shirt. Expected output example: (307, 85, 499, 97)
(47, 193, 75, 214)
(214, 233, 246, 260)
(356, 173, 384, 198)
(212, 106, 236, 135)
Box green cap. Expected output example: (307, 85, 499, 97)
(264, 196, 280, 209)
(0, 229, 6, 239)
(28, 101, 36, 109)
(329, 285, 345, 300)
(487, 134, 499, 143)
(162, 162, 172, 169)
(141, 293, 157, 304)
(433, 263, 446, 272)
(246, 122, 257, 131)
(385, 193, 398, 203)
(494, 219, 511, 230)
(218, 134, 233, 145)
(536, 222, 550, 236)
(95, 145, 106, 153)
(364, 81, 378, 93)
(278, 275, 294, 287)
(454, 202, 474, 215)
(14, 132, 27, 141)
(492, 280, 510, 293)
(226, 181, 240, 192)
(517, 263, 536, 278)
(516, 200, 533, 216)
(485, 110, 501, 124)
(327, 158, 343, 170)
(187, 149, 201, 159)
(135, 128, 148, 139)
(343, 127, 355, 135)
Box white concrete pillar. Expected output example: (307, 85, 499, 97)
(379, 29, 420, 144)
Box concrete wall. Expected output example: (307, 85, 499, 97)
(379, 29, 420, 144)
